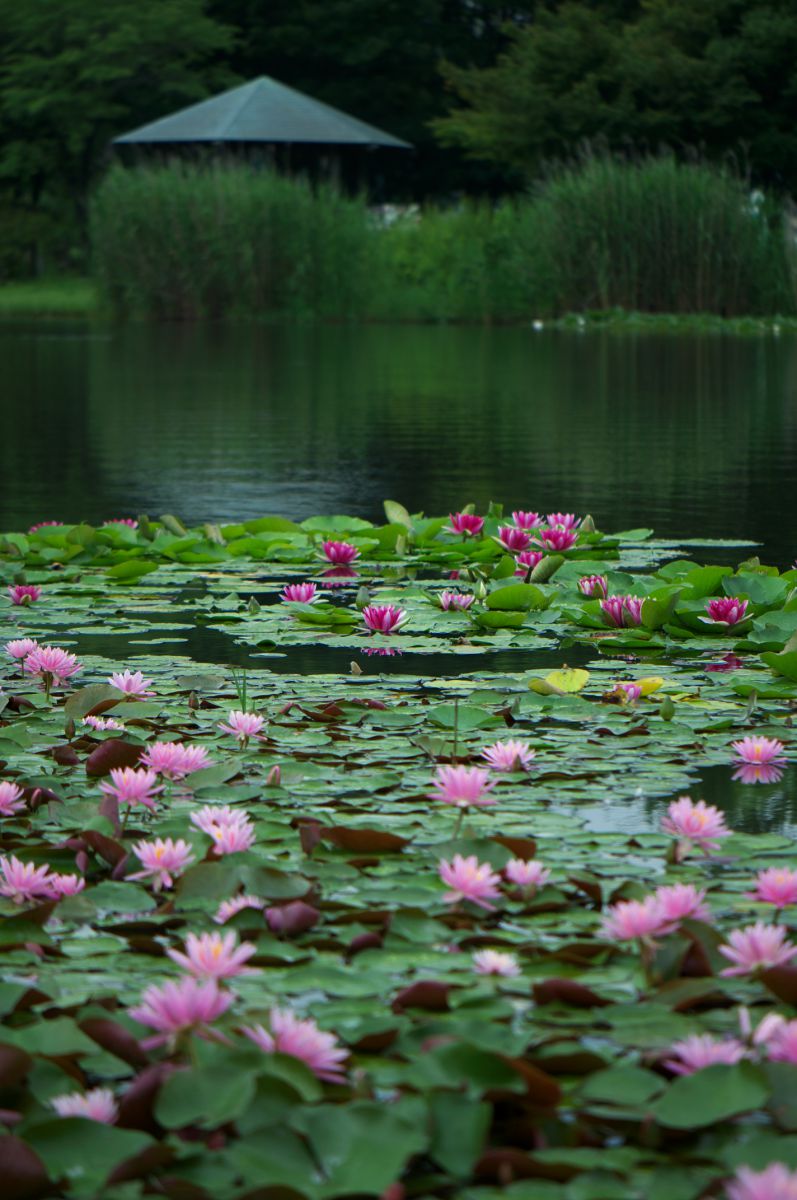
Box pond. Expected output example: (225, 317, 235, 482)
(2, 320, 796, 566)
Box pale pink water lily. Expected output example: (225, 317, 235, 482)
(663, 1033, 748, 1076)
(0, 854, 55, 904)
(764, 1019, 797, 1066)
(738, 1008, 788, 1049)
(653, 883, 711, 930)
(446, 512, 484, 537)
(534, 527, 578, 552)
(108, 669, 154, 697)
(242, 1008, 347, 1082)
(218, 709, 266, 745)
(481, 739, 535, 772)
(703, 596, 749, 625)
(7, 584, 41, 606)
(429, 764, 496, 809)
(99, 767, 163, 812)
(362, 604, 408, 634)
(82, 714, 126, 732)
(194, 810, 256, 856)
(190, 804, 242, 836)
(600, 595, 644, 628)
(214, 894, 266, 924)
(726, 1164, 797, 1200)
(438, 590, 475, 611)
(578, 574, 608, 599)
(282, 581, 320, 603)
(128, 838, 195, 890)
(496, 525, 531, 553)
(733, 762, 784, 784)
(320, 540, 360, 564)
(51, 1087, 118, 1124)
(48, 872, 86, 898)
(128, 976, 234, 1046)
(719, 921, 797, 976)
(731, 736, 786, 765)
(140, 741, 212, 780)
(546, 512, 580, 530)
(504, 858, 551, 890)
(5, 637, 38, 661)
(167, 931, 258, 979)
(0, 781, 25, 816)
(747, 867, 797, 909)
(103, 518, 138, 528)
(511, 510, 542, 530)
(514, 550, 544, 576)
(439, 854, 502, 910)
(601, 896, 667, 943)
(473, 949, 521, 977)
(661, 796, 731, 854)
(24, 644, 82, 687)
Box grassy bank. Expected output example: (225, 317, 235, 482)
(0, 278, 96, 317)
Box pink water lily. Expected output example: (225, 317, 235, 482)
(0, 782, 26, 816)
(49, 872, 86, 898)
(7, 584, 41, 606)
(719, 921, 797, 976)
(609, 681, 642, 703)
(438, 590, 474, 611)
(703, 596, 749, 625)
(439, 854, 502, 910)
(321, 540, 360, 564)
(108, 669, 154, 697)
(218, 709, 266, 746)
(534, 527, 578, 552)
(128, 838, 195, 890)
(214, 894, 266, 924)
(429, 764, 496, 809)
(24, 644, 82, 688)
(103, 518, 138, 528)
(726, 1163, 797, 1200)
(82, 715, 126, 732)
(51, 1087, 118, 1124)
(5, 637, 38, 661)
(243, 1008, 347, 1082)
(128, 976, 234, 1047)
(140, 741, 212, 780)
(167, 931, 258, 979)
(747, 868, 797, 909)
(514, 550, 544, 576)
(99, 767, 163, 812)
(208, 817, 255, 856)
(653, 883, 711, 930)
(0, 854, 55, 904)
(282, 582, 320, 603)
(578, 574, 608, 599)
(600, 595, 644, 628)
(504, 858, 550, 891)
(546, 512, 580, 530)
(446, 512, 484, 537)
(601, 896, 667, 943)
(481, 739, 535, 772)
(473, 949, 521, 977)
(731, 736, 786, 765)
(663, 1034, 747, 1076)
(511, 510, 542, 530)
(661, 796, 731, 854)
(362, 604, 408, 634)
(496, 525, 531, 553)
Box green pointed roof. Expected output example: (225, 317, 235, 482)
(113, 76, 412, 149)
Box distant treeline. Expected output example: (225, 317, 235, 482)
(91, 157, 797, 322)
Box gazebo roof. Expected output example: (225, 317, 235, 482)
(113, 76, 412, 149)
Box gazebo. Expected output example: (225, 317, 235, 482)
(113, 76, 412, 194)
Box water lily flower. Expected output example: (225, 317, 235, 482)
(128, 838, 195, 890)
(663, 1034, 748, 1076)
(438, 854, 502, 910)
(0, 854, 55, 904)
(7, 584, 41, 606)
(514, 550, 544, 576)
(504, 858, 550, 891)
(496, 525, 531, 553)
(764, 1019, 797, 1066)
(51, 1087, 118, 1124)
(103, 518, 138, 528)
(108, 669, 154, 697)
(208, 816, 256, 856)
(128, 976, 234, 1047)
(82, 715, 126, 732)
(726, 1165, 797, 1200)
(535, 527, 578, 552)
(653, 883, 711, 930)
(473, 949, 521, 977)
(320, 540, 360, 564)
(24, 644, 82, 688)
(49, 872, 86, 898)
(0, 782, 25, 816)
(600, 896, 667, 943)
(480, 740, 535, 772)
(747, 868, 797, 909)
(446, 512, 484, 537)
(265, 765, 281, 786)
(703, 597, 749, 625)
(99, 767, 164, 813)
(5, 637, 38, 661)
(600, 595, 644, 627)
(243, 1008, 347, 1082)
(731, 736, 786, 765)
(167, 931, 258, 980)
(282, 582, 320, 603)
(362, 604, 408, 634)
(438, 590, 474, 611)
(719, 922, 797, 976)
(140, 741, 212, 780)
(28, 520, 60, 534)
(546, 512, 580, 530)
(429, 765, 496, 809)
(733, 762, 784, 784)
(214, 894, 266, 924)
(511, 511, 542, 530)
(661, 796, 731, 854)
(578, 574, 608, 599)
(218, 709, 266, 746)
(609, 681, 642, 703)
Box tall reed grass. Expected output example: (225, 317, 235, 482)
(91, 156, 797, 321)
